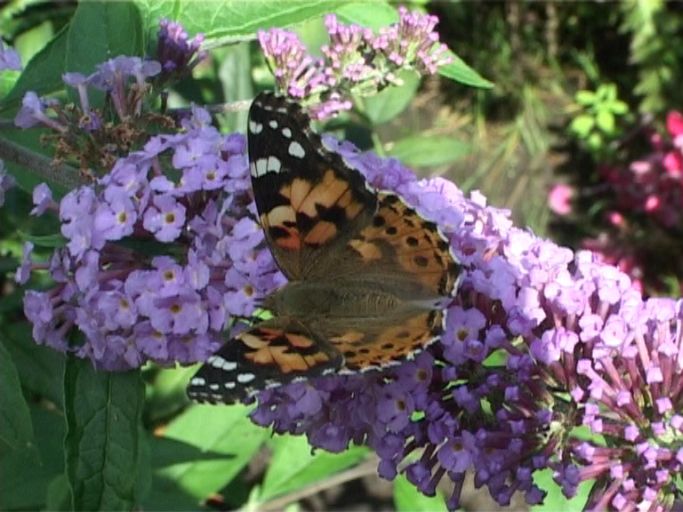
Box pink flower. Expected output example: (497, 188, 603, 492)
(548, 184, 574, 216)
(666, 111, 683, 138)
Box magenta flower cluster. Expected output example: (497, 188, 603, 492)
(600, 111, 683, 229)
(258, 7, 452, 119)
(21, 106, 284, 370)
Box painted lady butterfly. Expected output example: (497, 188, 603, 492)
(187, 92, 460, 404)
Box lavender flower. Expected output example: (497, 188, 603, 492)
(31, 183, 56, 216)
(259, 8, 452, 119)
(0, 40, 21, 71)
(14, 92, 65, 131)
(156, 19, 206, 78)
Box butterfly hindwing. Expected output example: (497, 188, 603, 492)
(248, 92, 377, 279)
(187, 319, 343, 404)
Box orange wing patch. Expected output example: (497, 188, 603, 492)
(349, 192, 459, 297)
(261, 169, 369, 252)
(328, 309, 444, 370)
(241, 326, 335, 373)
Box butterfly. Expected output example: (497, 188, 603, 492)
(186, 92, 460, 404)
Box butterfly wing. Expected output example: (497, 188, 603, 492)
(187, 319, 343, 404)
(248, 92, 377, 280)
(322, 306, 446, 370)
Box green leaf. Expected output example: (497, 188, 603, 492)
(260, 434, 370, 502)
(0, 338, 35, 451)
(145, 365, 197, 423)
(394, 474, 447, 512)
(217, 43, 253, 133)
(65, 2, 144, 78)
(360, 70, 420, 125)
(154, 404, 268, 501)
(2, 322, 65, 407)
(610, 100, 629, 115)
(387, 134, 470, 168)
(438, 51, 493, 89)
(19, 231, 67, 248)
(134, 0, 349, 44)
(335, 2, 398, 29)
(569, 115, 594, 137)
(595, 109, 615, 134)
(46, 475, 71, 511)
(575, 90, 596, 106)
(64, 358, 145, 511)
(0, 406, 65, 511)
(532, 468, 592, 512)
(1, 25, 68, 110)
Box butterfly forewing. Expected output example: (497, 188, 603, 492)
(247, 92, 377, 280)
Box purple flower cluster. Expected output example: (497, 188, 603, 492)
(22, 107, 283, 370)
(247, 139, 683, 510)
(0, 40, 21, 71)
(156, 19, 206, 79)
(15, 54, 164, 176)
(258, 8, 451, 119)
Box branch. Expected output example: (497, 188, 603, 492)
(0, 135, 85, 190)
(258, 456, 380, 512)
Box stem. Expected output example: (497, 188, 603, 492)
(258, 455, 379, 511)
(168, 99, 253, 118)
(0, 134, 85, 190)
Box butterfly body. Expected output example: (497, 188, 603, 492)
(187, 93, 461, 404)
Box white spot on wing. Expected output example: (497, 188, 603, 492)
(209, 383, 219, 391)
(248, 120, 263, 134)
(190, 377, 206, 386)
(237, 373, 256, 383)
(256, 159, 267, 176)
(267, 156, 281, 173)
(269, 120, 278, 129)
(250, 163, 257, 177)
(282, 127, 292, 138)
(225, 382, 236, 389)
(288, 141, 305, 159)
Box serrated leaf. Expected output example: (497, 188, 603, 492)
(65, 1, 144, 107)
(438, 51, 493, 89)
(64, 358, 145, 511)
(134, 0, 349, 43)
(360, 70, 420, 125)
(0, 338, 35, 451)
(0, 25, 68, 110)
(531, 468, 592, 511)
(260, 434, 370, 502)
(155, 404, 268, 501)
(387, 134, 470, 168)
(335, 2, 397, 29)
(394, 474, 447, 512)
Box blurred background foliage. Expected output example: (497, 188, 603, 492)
(1, 0, 683, 511)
